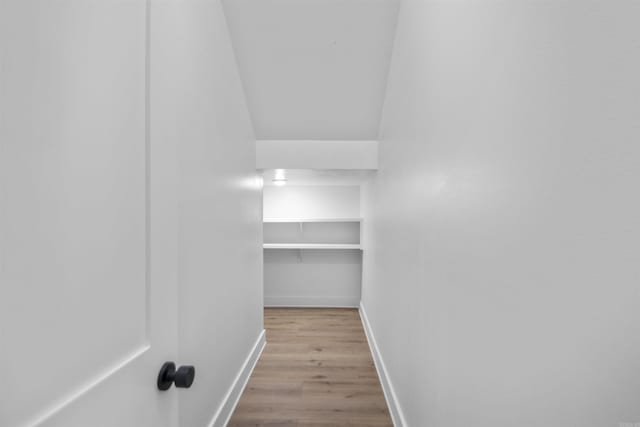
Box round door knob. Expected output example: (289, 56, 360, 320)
(175, 365, 195, 388)
(157, 362, 196, 390)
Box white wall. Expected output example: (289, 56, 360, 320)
(151, 1, 263, 426)
(362, 1, 640, 426)
(264, 249, 362, 307)
(264, 185, 360, 219)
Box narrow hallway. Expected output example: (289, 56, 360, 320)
(3, 0, 640, 425)
(229, 309, 392, 426)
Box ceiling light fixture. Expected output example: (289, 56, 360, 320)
(272, 169, 287, 186)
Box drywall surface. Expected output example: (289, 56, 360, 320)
(264, 249, 362, 307)
(256, 140, 378, 170)
(264, 185, 360, 219)
(361, 1, 640, 426)
(151, 1, 263, 426)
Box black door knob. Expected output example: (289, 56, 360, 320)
(157, 362, 196, 390)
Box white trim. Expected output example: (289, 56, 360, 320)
(265, 296, 359, 308)
(207, 329, 266, 427)
(359, 303, 408, 427)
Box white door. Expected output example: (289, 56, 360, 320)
(0, 0, 180, 426)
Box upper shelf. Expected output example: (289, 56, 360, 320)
(263, 243, 362, 250)
(263, 218, 362, 223)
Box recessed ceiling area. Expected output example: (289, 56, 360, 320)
(263, 169, 375, 186)
(222, 0, 400, 141)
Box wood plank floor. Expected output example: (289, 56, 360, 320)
(228, 308, 393, 427)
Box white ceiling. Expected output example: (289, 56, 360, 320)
(223, 0, 400, 140)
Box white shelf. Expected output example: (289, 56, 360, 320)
(263, 218, 362, 223)
(263, 243, 362, 250)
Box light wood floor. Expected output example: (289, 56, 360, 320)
(228, 308, 393, 427)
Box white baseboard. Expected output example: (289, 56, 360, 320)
(208, 329, 266, 427)
(265, 296, 359, 308)
(359, 302, 407, 427)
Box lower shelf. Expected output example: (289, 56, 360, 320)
(263, 243, 362, 250)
